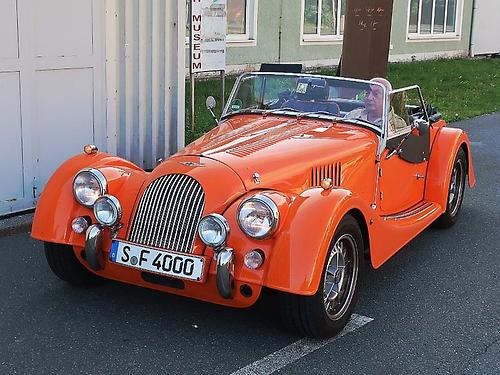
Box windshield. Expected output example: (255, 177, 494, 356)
(223, 73, 388, 132)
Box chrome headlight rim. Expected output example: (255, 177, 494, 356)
(72, 168, 108, 207)
(93, 194, 122, 227)
(198, 213, 230, 248)
(237, 194, 280, 240)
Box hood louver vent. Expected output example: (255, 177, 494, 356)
(311, 163, 342, 187)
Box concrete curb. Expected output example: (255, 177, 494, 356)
(0, 212, 33, 238)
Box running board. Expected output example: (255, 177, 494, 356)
(382, 201, 442, 221)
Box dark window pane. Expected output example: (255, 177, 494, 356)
(408, 0, 419, 33)
(420, 0, 433, 34)
(304, 0, 319, 34)
(434, 0, 446, 33)
(446, 0, 457, 32)
(321, 0, 336, 35)
(228, 0, 247, 35)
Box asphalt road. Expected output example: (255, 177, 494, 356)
(1, 113, 499, 375)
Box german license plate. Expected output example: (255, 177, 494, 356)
(109, 241, 205, 282)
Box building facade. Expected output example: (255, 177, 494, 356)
(219, 0, 475, 71)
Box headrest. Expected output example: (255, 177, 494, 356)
(295, 78, 328, 101)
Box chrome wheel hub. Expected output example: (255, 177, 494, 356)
(323, 233, 359, 320)
(448, 159, 465, 217)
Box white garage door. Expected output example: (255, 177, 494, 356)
(471, 0, 500, 56)
(0, 0, 105, 216)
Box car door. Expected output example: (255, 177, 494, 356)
(378, 86, 430, 214)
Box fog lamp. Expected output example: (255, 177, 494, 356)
(72, 217, 89, 234)
(94, 195, 122, 227)
(198, 214, 230, 248)
(244, 250, 264, 270)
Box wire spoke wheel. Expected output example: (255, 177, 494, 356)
(322, 233, 359, 321)
(448, 158, 465, 217)
(279, 215, 363, 338)
(434, 148, 468, 229)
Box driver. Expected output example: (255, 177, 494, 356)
(345, 77, 406, 136)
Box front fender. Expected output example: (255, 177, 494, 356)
(425, 127, 476, 209)
(32, 152, 147, 247)
(264, 188, 371, 296)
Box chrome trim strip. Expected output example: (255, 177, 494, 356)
(84, 224, 104, 270)
(216, 248, 235, 299)
(383, 201, 434, 221)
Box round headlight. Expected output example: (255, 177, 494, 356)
(237, 195, 279, 239)
(94, 195, 121, 226)
(73, 168, 107, 207)
(198, 214, 230, 248)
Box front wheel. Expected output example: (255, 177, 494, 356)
(280, 215, 364, 338)
(434, 148, 467, 228)
(44, 242, 104, 286)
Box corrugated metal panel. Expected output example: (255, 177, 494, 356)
(105, 0, 185, 170)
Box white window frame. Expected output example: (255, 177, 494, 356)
(406, 0, 464, 41)
(226, 0, 258, 46)
(185, 0, 258, 47)
(300, 0, 345, 44)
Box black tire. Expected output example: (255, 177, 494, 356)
(280, 215, 364, 338)
(44, 242, 104, 287)
(433, 148, 467, 229)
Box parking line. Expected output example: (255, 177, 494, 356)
(231, 314, 374, 375)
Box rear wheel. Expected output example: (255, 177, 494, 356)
(280, 215, 363, 338)
(44, 242, 104, 286)
(434, 148, 467, 228)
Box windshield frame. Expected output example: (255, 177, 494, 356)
(221, 72, 388, 137)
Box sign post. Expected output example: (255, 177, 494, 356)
(340, 0, 394, 80)
(190, 0, 227, 131)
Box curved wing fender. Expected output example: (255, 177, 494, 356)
(263, 188, 371, 296)
(425, 127, 476, 210)
(32, 152, 147, 246)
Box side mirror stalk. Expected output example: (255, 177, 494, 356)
(206, 96, 219, 126)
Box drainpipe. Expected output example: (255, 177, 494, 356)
(278, 0, 283, 63)
(469, 0, 476, 57)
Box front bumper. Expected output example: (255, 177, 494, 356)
(83, 225, 237, 300)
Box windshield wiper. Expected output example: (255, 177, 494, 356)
(222, 108, 263, 118)
(262, 107, 302, 116)
(263, 108, 341, 120)
(340, 117, 379, 128)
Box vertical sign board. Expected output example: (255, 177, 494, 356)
(190, 0, 227, 73)
(340, 0, 394, 80)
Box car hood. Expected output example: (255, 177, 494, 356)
(175, 115, 378, 192)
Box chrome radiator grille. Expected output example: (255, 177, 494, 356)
(128, 174, 205, 253)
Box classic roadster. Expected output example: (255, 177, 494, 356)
(32, 72, 475, 338)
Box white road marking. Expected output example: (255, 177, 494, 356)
(231, 314, 373, 375)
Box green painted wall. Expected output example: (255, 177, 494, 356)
(226, 1, 281, 64)
(224, 0, 473, 68)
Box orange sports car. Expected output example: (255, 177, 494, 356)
(32, 72, 475, 338)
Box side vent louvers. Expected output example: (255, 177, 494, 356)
(311, 163, 342, 187)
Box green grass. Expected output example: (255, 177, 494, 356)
(185, 57, 500, 144)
